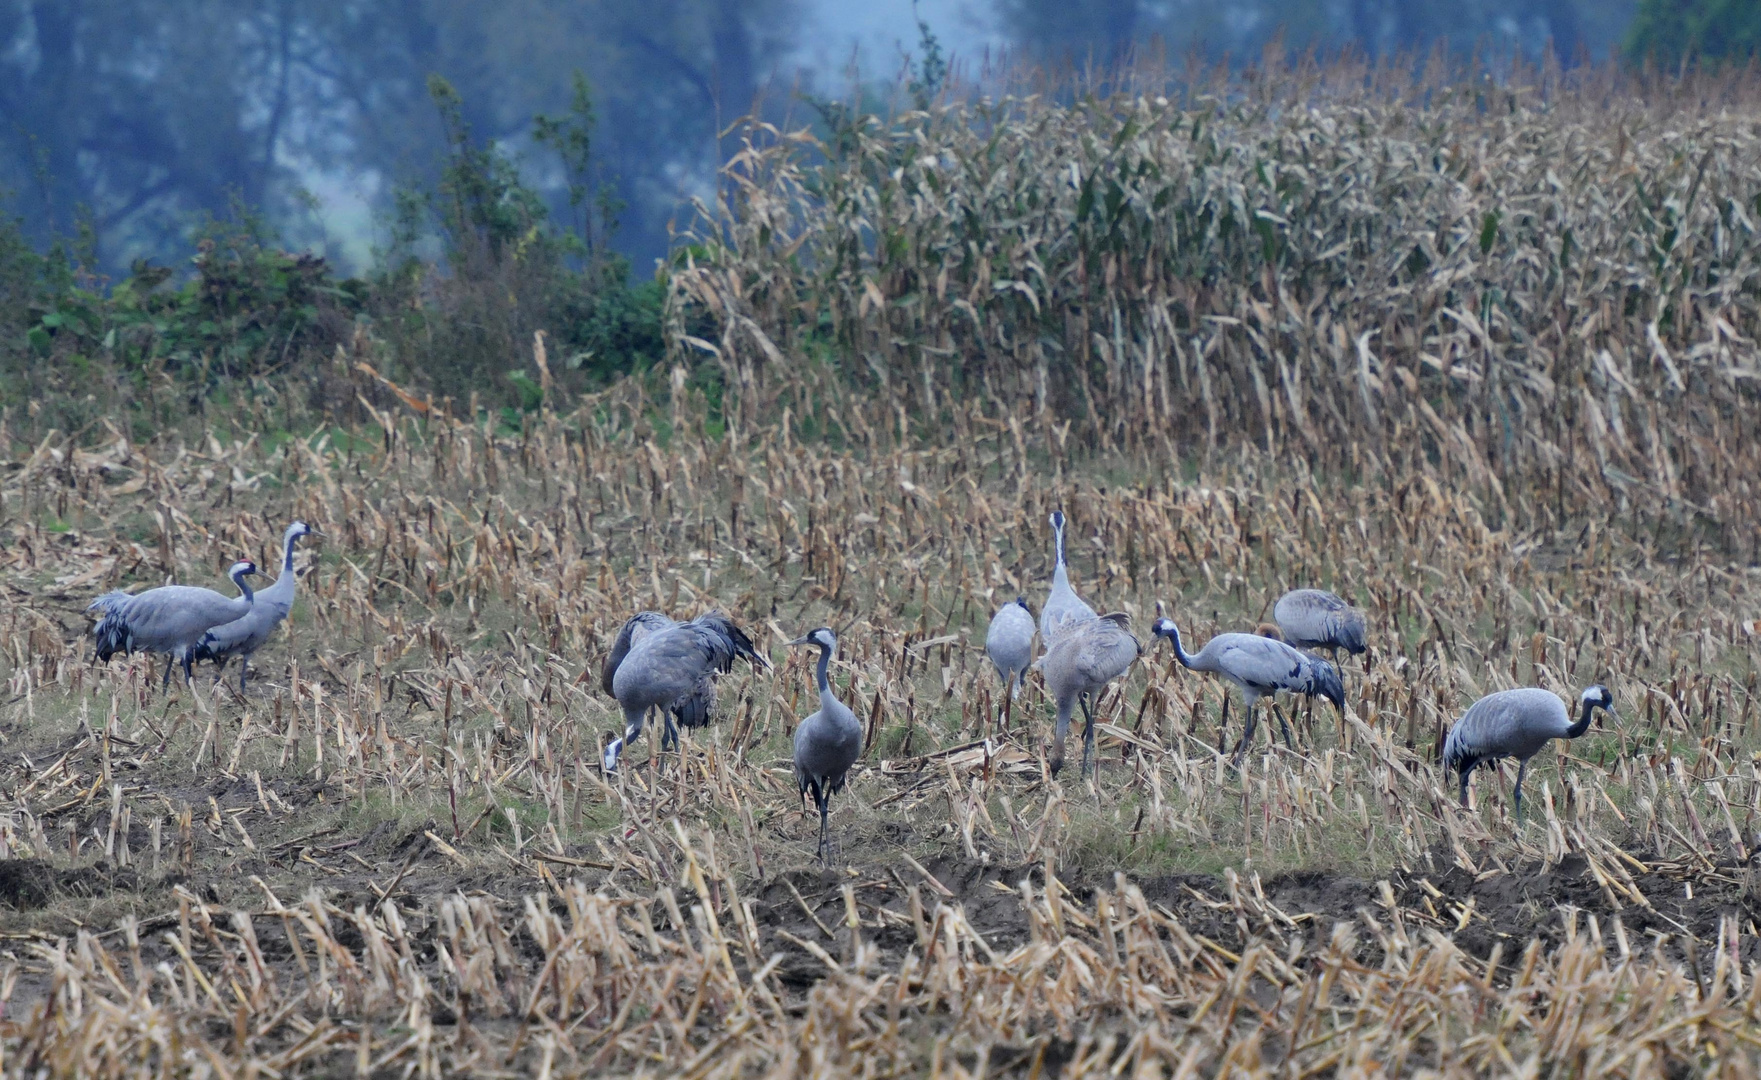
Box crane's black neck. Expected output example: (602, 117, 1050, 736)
(1161, 624, 1199, 669)
(1566, 696, 1600, 739)
(281, 530, 300, 573)
(814, 641, 834, 694)
(232, 568, 255, 605)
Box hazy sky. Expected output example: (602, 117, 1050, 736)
(789, 0, 1008, 84)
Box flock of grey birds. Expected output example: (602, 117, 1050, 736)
(83, 511, 1612, 865)
(988, 511, 1613, 820)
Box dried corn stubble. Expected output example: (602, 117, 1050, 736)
(0, 384, 1755, 1075)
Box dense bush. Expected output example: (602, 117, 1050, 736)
(0, 75, 667, 437)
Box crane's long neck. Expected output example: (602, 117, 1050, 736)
(231, 568, 256, 608)
(1566, 697, 1598, 739)
(1053, 524, 1067, 572)
(1162, 625, 1201, 670)
(815, 642, 837, 710)
(280, 530, 301, 574)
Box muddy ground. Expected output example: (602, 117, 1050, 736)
(2, 730, 1755, 1001)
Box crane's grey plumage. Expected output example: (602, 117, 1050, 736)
(789, 627, 862, 865)
(600, 611, 716, 750)
(90, 560, 260, 687)
(1040, 511, 1096, 649)
(603, 612, 767, 770)
(1152, 617, 1345, 763)
(1041, 613, 1141, 778)
(1444, 685, 1612, 817)
(985, 596, 1035, 700)
(1273, 589, 1367, 657)
(191, 522, 318, 690)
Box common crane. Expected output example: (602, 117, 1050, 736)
(602, 612, 767, 771)
(1444, 685, 1613, 817)
(788, 627, 862, 865)
(1273, 589, 1367, 658)
(191, 521, 318, 691)
(985, 596, 1035, 700)
(1150, 616, 1344, 763)
(1042, 613, 1141, 778)
(1040, 510, 1096, 648)
(90, 560, 260, 688)
(601, 612, 715, 752)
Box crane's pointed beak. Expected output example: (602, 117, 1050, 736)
(785, 636, 810, 647)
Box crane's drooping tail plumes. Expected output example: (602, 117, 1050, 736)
(89, 596, 137, 662)
(1308, 659, 1346, 712)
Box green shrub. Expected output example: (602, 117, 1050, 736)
(1627, 0, 1761, 67)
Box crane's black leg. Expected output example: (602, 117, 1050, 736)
(817, 785, 832, 867)
(162, 655, 175, 690)
(238, 659, 249, 693)
(1513, 760, 1528, 820)
(1458, 762, 1473, 808)
(1273, 703, 1296, 751)
(181, 653, 195, 685)
(661, 712, 679, 753)
(1218, 693, 1232, 749)
(1079, 694, 1097, 779)
(1233, 699, 1260, 763)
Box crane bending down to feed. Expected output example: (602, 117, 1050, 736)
(1151, 617, 1344, 763)
(90, 560, 260, 688)
(986, 596, 1035, 701)
(601, 612, 720, 752)
(603, 612, 767, 771)
(1040, 511, 1096, 649)
(191, 521, 319, 691)
(789, 627, 863, 865)
(1273, 589, 1367, 658)
(1444, 685, 1613, 817)
(1042, 613, 1141, 778)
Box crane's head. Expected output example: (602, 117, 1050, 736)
(1581, 684, 1614, 714)
(1049, 509, 1066, 533)
(229, 559, 259, 579)
(786, 627, 838, 651)
(1150, 617, 1181, 643)
(288, 520, 321, 541)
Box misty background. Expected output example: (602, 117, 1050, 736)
(0, 0, 1674, 279)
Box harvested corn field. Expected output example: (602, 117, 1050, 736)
(3, 61, 1761, 1079)
(0, 364, 1757, 1076)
